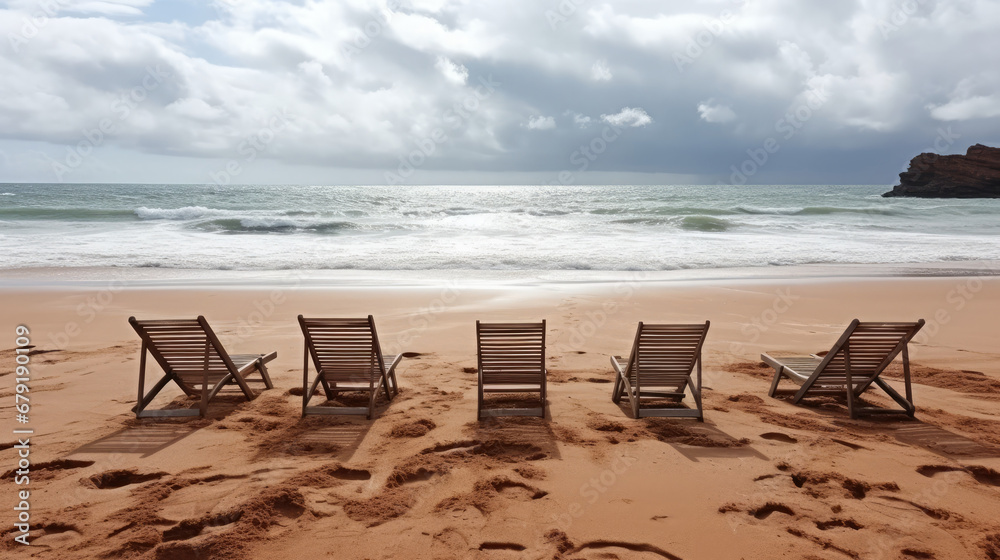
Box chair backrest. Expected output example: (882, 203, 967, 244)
(477, 321, 546, 385)
(299, 316, 384, 384)
(128, 316, 236, 383)
(812, 320, 925, 384)
(627, 322, 709, 388)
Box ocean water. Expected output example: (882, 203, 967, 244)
(1, 184, 998, 272)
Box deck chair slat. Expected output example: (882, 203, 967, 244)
(476, 320, 546, 419)
(129, 316, 275, 418)
(762, 319, 924, 418)
(612, 321, 709, 420)
(298, 315, 402, 419)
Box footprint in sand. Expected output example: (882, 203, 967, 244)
(916, 465, 966, 477)
(152, 490, 306, 558)
(750, 502, 795, 520)
(30, 523, 83, 547)
(814, 518, 863, 531)
(901, 548, 936, 559)
(488, 478, 548, 501)
(1, 459, 94, 481)
(84, 469, 168, 489)
(760, 432, 797, 443)
(329, 466, 371, 480)
(432, 527, 469, 554)
(831, 438, 867, 450)
(387, 466, 441, 487)
(389, 419, 436, 438)
(478, 542, 527, 551)
(917, 464, 1000, 486)
(879, 496, 954, 520)
(422, 440, 481, 454)
(162, 511, 243, 542)
(422, 439, 547, 461)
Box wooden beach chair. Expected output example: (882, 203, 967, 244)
(298, 315, 402, 419)
(129, 316, 276, 418)
(611, 322, 710, 419)
(477, 320, 547, 420)
(761, 319, 925, 418)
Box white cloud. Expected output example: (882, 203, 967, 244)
(526, 115, 556, 130)
(697, 101, 736, 123)
(601, 107, 652, 128)
(298, 60, 332, 88)
(389, 12, 502, 58)
(927, 76, 1000, 121)
(62, 0, 154, 16)
(583, 5, 700, 48)
(572, 113, 592, 128)
(590, 59, 612, 82)
(929, 96, 1000, 121)
(165, 98, 225, 121)
(434, 56, 468, 85)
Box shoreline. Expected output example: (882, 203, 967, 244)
(1, 260, 999, 289)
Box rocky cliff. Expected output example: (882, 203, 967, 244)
(882, 144, 1000, 198)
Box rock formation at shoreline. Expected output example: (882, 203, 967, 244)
(883, 143, 1000, 198)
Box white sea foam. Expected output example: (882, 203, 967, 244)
(135, 206, 223, 220)
(0, 184, 998, 271)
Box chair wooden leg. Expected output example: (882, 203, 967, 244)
(387, 368, 399, 399)
(235, 377, 255, 400)
(844, 348, 855, 419)
(631, 382, 640, 419)
(902, 344, 913, 405)
(381, 374, 392, 402)
(612, 373, 623, 403)
(302, 347, 310, 417)
(873, 377, 915, 416)
(477, 382, 484, 421)
(200, 372, 210, 417)
(768, 366, 785, 398)
(257, 359, 273, 389)
(693, 358, 704, 422)
(540, 375, 547, 418)
(135, 345, 148, 416)
(134, 375, 173, 416)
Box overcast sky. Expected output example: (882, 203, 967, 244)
(0, 0, 998, 185)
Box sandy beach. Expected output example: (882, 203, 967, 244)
(4, 0, 1000, 557)
(2, 270, 999, 559)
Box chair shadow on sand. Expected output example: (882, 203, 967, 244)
(671, 427, 769, 463)
(830, 416, 1000, 459)
(73, 422, 199, 458)
(261, 418, 373, 463)
(269, 389, 387, 461)
(789, 395, 1000, 459)
(891, 422, 1000, 459)
(72, 394, 258, 458)
(468, 413, 563, 461)
(612, 400, 766, 462)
